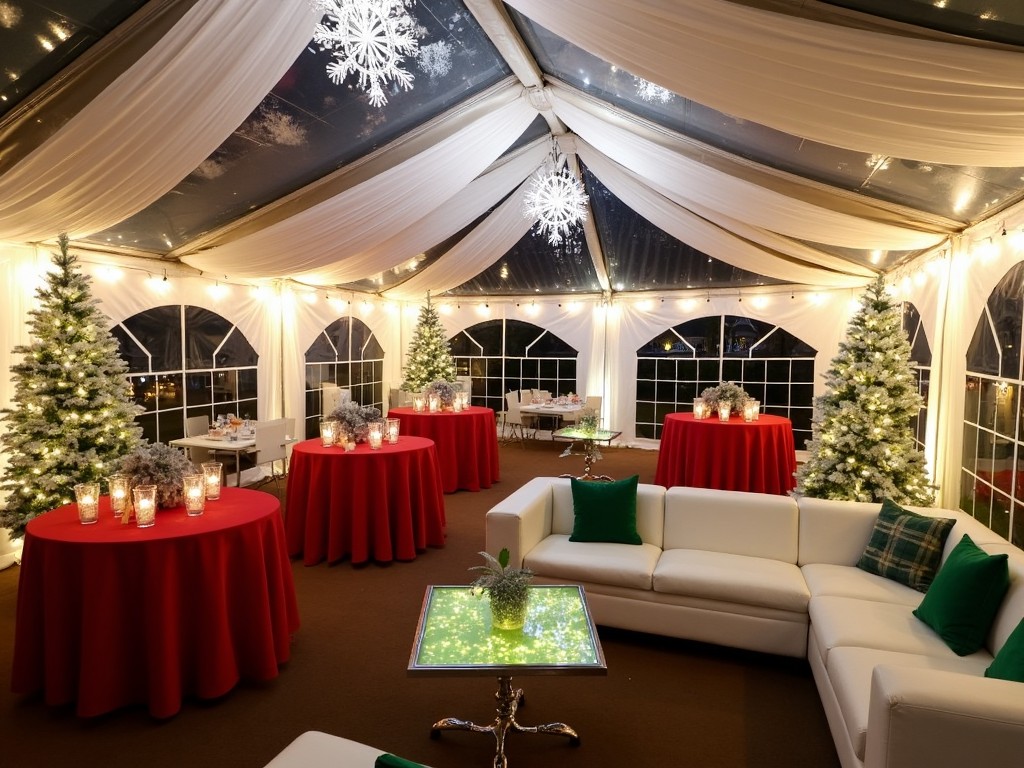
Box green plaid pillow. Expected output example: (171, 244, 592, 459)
(855, 499, 956, 592)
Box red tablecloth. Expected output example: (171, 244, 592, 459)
(655, 412, 797, 495)
(285, 436, 446, 565)
(388, 406, 499, 493)
(10, 488, 299, 718)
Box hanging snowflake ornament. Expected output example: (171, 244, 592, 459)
(523, 141, 589, 246)
(311, 0, 422, 108)
(634, 76, 673, 103)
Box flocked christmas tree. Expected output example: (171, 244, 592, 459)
(0, 235, 143, 537)
(400, 293, 457, 391)
(796, 277, 934, 506)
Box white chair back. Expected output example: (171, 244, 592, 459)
(184, 415, 211, 464)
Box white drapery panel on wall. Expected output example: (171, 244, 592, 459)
(0, 0, 317, 242)
(296, 140, 550, 286)
(552, 88, 951, 251)
(384, 178, 538, 300)
(577, 144, 877, 288)
(506, 0, 1024, 167)
(182, 90, 538, 282)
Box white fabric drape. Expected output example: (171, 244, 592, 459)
(183, 90, 538, 282)
(506, 0, 1024, 167)
(578, 144, 876, 287)
(0, 0, 317, 242)
(385, 178, 538, 299)
(292, 140, 549, 285)
(552, 88, 950, 251)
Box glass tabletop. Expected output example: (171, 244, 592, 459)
(408, 585, 606, 677)
(552, 427, 621, 442)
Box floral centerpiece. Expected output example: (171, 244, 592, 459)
(423, 379, 458, 409)
(699, 381, 751, 411)
(116, 441, 196, 509)
(576, 408, 600, 434)
(327, 401, 382, 444)
(469, 547, 533, 631)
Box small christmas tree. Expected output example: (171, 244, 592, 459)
(796, 277, 933, 506)
(401, 293, 457, 391)
(0, 235, 143, 537)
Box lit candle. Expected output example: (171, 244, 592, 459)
(742, 401, 756, 422)
(428, 395, 440, 413)
(386, 418, 400, 444)
(693, 398, 707, 420)
(74, 482, 100, 524)
(132, 484, 158, 528)
(413, 395, 425, 412)
(718, 403, 731, 422)
(368, 421, 384, 450)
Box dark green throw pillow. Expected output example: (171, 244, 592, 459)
(913, 534, 1010, 656)
(375, 753, 426, 768)
(855, 498, 955, 592)
(986, 618, 1024, 682)
(569, 474, 641, 545)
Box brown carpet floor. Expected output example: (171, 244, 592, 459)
(0, 439, 840, 768)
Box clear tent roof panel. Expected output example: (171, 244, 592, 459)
(821, 0, 1024, 47)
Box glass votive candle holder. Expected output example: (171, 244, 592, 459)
(320, 419, 338, 447)
(107, 474, 130, 516)
(74, 482, 100, 525)
(201, 462, 222, 501)
(368, 420, 384, 450)
(428, 394, 440, 413)
(386, 417, 400, 444)
(412, 395, 425, 412)
(693, 398, 707, 420)
(459, 391, 471, 408)
(452, 396, 463, 412)
(182, 474, 206, 516)
(718, 403, 732, 422)
(742, 400, 756, 422)
(752, 400, 761, 420)
(132, 485, 158, 528)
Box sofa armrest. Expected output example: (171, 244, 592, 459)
(865, 665, 1024, 768)
(485, 477, 556, 568)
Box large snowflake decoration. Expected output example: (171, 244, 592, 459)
(634, 76, 673, 104)
(523, 150, 589, 246)
(417, 40, 452, 79)
(311, 0, 422, 108)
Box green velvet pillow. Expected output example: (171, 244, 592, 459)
(913, 534, 1010, 656)
(569, 474, 641, 545)
(375, 753, 426, 768)
(855, 498, 956, 592)
(986, 619, 1024, 682)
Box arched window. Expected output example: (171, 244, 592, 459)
(963, 264, 1024, 545)
(304, 316, 384, 439)
(636, 315, 817, 447)
(449, 319, 578, 414)
(902, 302, 932, 452)
(112, 305, 258, 443)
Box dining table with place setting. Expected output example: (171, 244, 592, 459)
(518, 395, 585, 436)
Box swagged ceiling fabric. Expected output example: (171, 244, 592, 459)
(3, 0, 1024, 298)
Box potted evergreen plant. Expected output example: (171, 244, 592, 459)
(469, 547, 534, 631)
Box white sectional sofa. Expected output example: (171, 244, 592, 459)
(485, 477, 1024, 768)
(264, 731, 433, 768)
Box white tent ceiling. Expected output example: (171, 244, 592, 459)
(3, 0, 1024, 299)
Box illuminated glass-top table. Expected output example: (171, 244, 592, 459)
(552, 427, 622, 481)
(408, 585, 607, 767)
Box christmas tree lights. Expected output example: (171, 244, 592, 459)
(0, 235, 143, 536)
(796, 277, 933, 505)
(401, 293, 457, 392)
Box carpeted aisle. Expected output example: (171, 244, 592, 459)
(0, 439, 840, 768)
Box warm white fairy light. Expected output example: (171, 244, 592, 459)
(523, 140, 589, 246)
(311, 0, 422, 108)
(634, 76, 673, 103)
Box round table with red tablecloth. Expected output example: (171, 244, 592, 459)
(654, 412, 797, 495)
(285, 436, 446, 565)
(10, 488, 299, 718)
(388, 406, 499, 493)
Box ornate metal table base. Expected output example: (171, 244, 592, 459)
(557, 440, 614, 482)
(430, 675, 580, 768)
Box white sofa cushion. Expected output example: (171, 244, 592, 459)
(808, 595, 990, 665)
(664, 486, 799, 562)
(801, 562, 924, 606)
(981, 542, 1024, 655)
(826, 646, 991, 761)
(523, 534, 662, 590)
(654, 549, 809, 613)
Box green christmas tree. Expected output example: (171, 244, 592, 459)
(0, 235, 143, 537)
(401, 293, 457, 391)
(796, 277, 934, 506)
